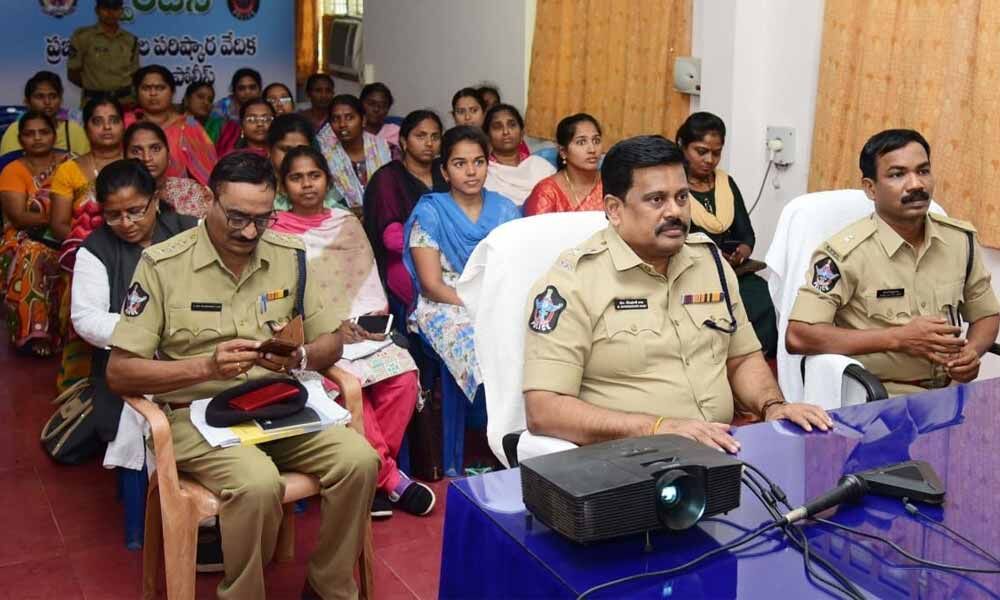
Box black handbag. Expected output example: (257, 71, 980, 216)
(406, 387, 444, 481)
(40, 379, 104, 464)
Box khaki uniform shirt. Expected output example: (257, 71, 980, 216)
(522, 226, 761, 423)
(68, 24, 139, 95)
(789, 212, 1000, 395)
(110, 223, 344, 404)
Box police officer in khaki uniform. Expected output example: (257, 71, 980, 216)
(787, 129, 1000, 397)
(106, 153, 378, 600)
(68, 0, 140, 108)
(523, 136, 832, 454)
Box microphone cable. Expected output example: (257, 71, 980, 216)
(903, 499, 1000, 566)
(743, 461, 1000, 576)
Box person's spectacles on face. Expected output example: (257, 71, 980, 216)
(218, 200, 278, 233)
(244, 115, 274, 125)
(104, 198, 154, 225)
(268, 97, 293, 107)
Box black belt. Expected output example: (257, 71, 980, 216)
(84, 87, 132, 99)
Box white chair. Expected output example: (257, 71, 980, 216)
(765, 189, 946, 409)
(457, 211, 609, 466)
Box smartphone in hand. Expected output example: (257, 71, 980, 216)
(353, 314, 393, 336)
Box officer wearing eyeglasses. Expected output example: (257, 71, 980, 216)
(522, 136, 832, 454)
(105, 152, 377, 600)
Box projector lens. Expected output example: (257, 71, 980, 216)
(654, 469, 707, 531)
(659, 485, 680, 506)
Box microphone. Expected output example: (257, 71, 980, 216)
(782, 474, 868, 525)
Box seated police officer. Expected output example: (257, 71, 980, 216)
(786, 129, 1000, 396)
(106, 152, 378, 600)
(523, 135, 831, 454)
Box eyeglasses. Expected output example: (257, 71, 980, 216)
(267, 96, 293, 105)
(218, 200, 278, 232)
(244, 115, 274, 125)
(104, 198, 154, 225)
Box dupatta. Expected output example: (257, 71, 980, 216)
(317, 125, 392, 208)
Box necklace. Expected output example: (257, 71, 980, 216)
(563, 169, 597, 207)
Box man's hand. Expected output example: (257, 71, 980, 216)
(764, 402, 833, 432)
(339, 320, 386, 345)
(257, 345, 305, 373)
(946, 345, 980, 383)
(658, 419, 741, 454)
(894, 316, 964, 363)
(206, 339, 262, 380)
(724, 243, 752, 267)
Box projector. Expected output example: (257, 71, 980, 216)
(520, 435, 743, 544)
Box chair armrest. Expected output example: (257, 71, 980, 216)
(323, 366, 365, 436)
(123, 395, 183, 498)
(843, 364, 889, 402)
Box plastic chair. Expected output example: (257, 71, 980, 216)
(457, 212, 609, 466)
(124, 365, 374, 600)
(384, 115, 404, 126)
(765, 189, 947, 408)
(0, 105, 24, 138)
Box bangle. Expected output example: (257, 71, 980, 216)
(650, 416, 665, 436)
(759, 398, 786, 420)
(297, 345, 308, 371)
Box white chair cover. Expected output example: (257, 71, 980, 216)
(457, 211, 609, 465)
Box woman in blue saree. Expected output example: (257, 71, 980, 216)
(403, 125, 521, 400)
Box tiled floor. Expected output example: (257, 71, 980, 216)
(0, 341, 449, 599)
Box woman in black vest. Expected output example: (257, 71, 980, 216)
(70, 159, 196, 446)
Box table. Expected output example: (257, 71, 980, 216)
(439, 381, 1000, 599)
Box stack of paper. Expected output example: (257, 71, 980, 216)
(341, 338, 393, 361)
(189, 374, 351, 448)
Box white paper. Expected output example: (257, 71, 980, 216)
(190, 372, 352, 448)
(340, 338, 393, 361)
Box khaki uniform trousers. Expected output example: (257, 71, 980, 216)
(165, 407, 379, 600)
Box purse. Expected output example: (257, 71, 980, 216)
(40, 379, 104, 464)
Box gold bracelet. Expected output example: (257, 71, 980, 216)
(759, 399, 786, 420)
(650, 416, 665, 435)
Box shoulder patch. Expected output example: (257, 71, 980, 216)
(928, 212, 977, 233)
(143, 228, 198, 263)
(811, 257, 841, 293)
(824, 218, 877, 260)
(554, 244, 605, 272)
(122, 282, 150, 317)
(261, 230, 306, 251)
(529, 286, 567, 334)
(685, 232, 714, 245)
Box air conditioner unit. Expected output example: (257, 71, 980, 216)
(324, 16, 362, 81)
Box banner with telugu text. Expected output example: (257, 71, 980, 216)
(1, 0, 293, 108)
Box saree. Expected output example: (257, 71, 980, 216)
(484, 155, 556, 206)
(157, 176, 212, 218)
(317, 125, 392, 208)
(271, 208, 417, 386)
(0, 157, 70, 350)
(403, 191, 521, 401)
(523, 173, 604, 216)
(362, 160, 446, 307)
(125, 111, 218, 186)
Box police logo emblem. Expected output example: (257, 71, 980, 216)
(811, 257, 841, 293)
(529, 286, 566, 334)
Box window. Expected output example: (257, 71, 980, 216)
(323, 0, 363, 17)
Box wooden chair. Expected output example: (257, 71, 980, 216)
(126, 366, 374, 600)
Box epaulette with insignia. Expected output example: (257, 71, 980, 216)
(261, 229, 306, 250)
(141, 228, 198, 263)
(823, 217, 877, 261)
(685, 232, 714, 245)
(555, 245, 603, 272)
(928, 212, 977, 233)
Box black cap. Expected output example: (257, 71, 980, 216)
(205, 378, 308, 427)
(96, 0, 124, 9)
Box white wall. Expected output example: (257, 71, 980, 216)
(693, 0, 1000, 378)
(361, 0, 531, 123)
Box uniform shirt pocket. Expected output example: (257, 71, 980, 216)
(167, 308, 223, 353)
(602, 309, 663, 375)
(681, 302, 730, 361)
(861, 291, 911, 325)
(255, 297, 297, 332)
(934, 280, 965, 315)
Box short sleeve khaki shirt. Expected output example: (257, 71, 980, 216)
(68, 24, 139, 93)
(110, 222, 344, 404)
(522, 226, 761, 424)
(789, 212, 1000, 391)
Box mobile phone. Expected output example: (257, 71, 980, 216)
(720, 240, 742, 254)
(258, 337, 299, 356)
(354, 314, 393, 336)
